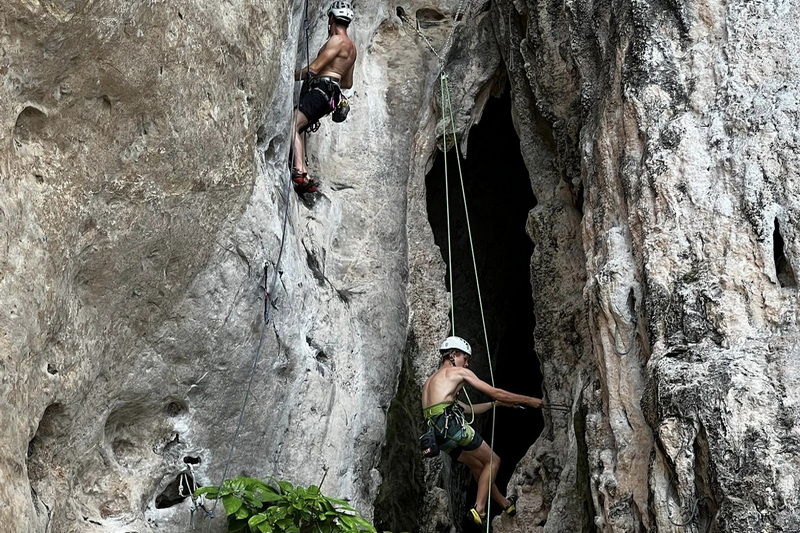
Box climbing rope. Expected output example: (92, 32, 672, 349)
(205, 309, 271, 531)
(613, 316, 638, 355)
(441, 74, 456, 331)
(667, 495, 713, 531)
(201, 1, 312, 528)
(399, 0, 482, 71)
(439, 70, 499, 531)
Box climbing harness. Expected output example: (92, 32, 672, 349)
(300, 75, 344, 132)
(424, 402, 479, 455)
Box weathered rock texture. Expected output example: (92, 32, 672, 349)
(3, 0, 800, 532)
(485, 0, 800, 531)
(1, 0, 417, 530)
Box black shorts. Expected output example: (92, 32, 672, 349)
(298, 89, 333, 129)
(449, 430, 484, 461)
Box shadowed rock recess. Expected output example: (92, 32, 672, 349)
(2, 0, 800, 532)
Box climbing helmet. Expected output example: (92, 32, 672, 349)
(440, 336, 472, 356)
(328, 0, 354, 23)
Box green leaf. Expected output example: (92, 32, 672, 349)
(259, 492, 285, 504)
(230, 479, 247, 493)
(249, 514, 267, 527)
(223, 494, 244, 516)
(278, 480, 295, 494)
(193, 486, 219, 499)
(258, 523, 273, 533)
(235, 505, 250, 520)
(244, 494, 265, 508)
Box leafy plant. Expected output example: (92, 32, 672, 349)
(194, 476, 377, 533)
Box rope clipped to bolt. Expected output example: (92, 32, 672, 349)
(200, 0, 312, 528)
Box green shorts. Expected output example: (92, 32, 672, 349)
(424, 402, 484, 460)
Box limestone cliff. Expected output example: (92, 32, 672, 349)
(2, 0, 800, 532)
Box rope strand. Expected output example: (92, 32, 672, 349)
(203, 0, 310, 525)
(439, 71, 496, 533)
(442, 74, 456, 331)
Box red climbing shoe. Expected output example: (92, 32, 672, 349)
(291, 168, 318, 194)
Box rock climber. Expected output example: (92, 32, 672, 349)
(291, 0, 357, 194)
(422, 335, 544, 526)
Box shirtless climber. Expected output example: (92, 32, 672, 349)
(422, 336, 544, 526)
(291, 0, 358, 194)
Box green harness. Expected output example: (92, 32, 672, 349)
(423, 402, 476, 452)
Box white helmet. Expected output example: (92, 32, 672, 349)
(328, 0, 354, 23)
(439, 336, 472, 356)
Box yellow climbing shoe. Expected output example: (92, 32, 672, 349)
(503, 495, 518, 516)
(468, 508, 486, 525)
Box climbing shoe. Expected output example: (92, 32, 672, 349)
(503, 495, 517, 517)
(291, 168, 318, 194)
(468, 508, 486, 525)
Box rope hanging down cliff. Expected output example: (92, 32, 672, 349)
(197, 2, 315, 528)
(438, 70, 501, 531)
(424, 8, 571, 528)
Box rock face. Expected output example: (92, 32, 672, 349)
(486, 0, 800, 531)
(3, 0, 800, 532)
(1, 0, 416, 530)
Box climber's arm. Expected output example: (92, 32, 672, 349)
(457, 368, 543, 408)
(458, 400, 494, 415)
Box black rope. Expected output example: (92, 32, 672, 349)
(265, 167, 294, 323)
(205, 320, 271, 530)
(667, 495, 712, 529)
(201, 1, 312, 527)
(614, 316, 637, 355)
(542, 403, 572, 412)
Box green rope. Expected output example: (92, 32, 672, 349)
(441, 74, 456, 331)
(439, 72, 498, 531)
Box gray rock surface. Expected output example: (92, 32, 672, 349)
(488, 0, 800, 531)
(3, 0, 800, 532)
(1, 0, 420, 530)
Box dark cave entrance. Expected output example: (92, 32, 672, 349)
(426, 86, 544, 521)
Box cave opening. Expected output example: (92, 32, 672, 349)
(773, 219, 797, 288)
(425, 85, 544, 520)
